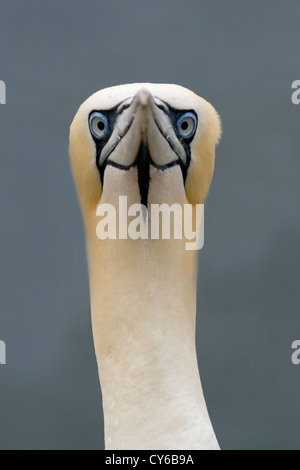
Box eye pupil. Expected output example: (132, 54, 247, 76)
(181, 121, 188, 131)
(97, 120, 105, 131)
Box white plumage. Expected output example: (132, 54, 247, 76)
(69, 83, 221, 449)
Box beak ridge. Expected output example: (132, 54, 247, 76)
(101, 87, 186, 168)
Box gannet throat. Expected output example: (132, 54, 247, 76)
(69, 83, 222, 450)
(135, 141, 150, 208)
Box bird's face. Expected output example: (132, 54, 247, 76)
(69, 83, 221, 218)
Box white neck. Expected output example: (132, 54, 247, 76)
(85, 166, 219, 450)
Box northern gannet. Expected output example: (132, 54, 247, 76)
(69, 83, 221, 450)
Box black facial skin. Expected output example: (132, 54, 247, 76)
(89, 99, 197, 207)
(89, 105, 119, 183)
(165, 102, 197, 182)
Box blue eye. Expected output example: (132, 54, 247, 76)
(89, 112, 109, 139)
(177, 112, 197, 139)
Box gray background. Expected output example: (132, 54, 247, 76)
(0, 0, 299, 450)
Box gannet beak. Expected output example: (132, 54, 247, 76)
(100, 87, 187, 169)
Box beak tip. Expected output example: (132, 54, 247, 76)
(136, 87, 151, 108)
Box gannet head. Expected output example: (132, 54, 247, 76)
(69, 83, 221, 217)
